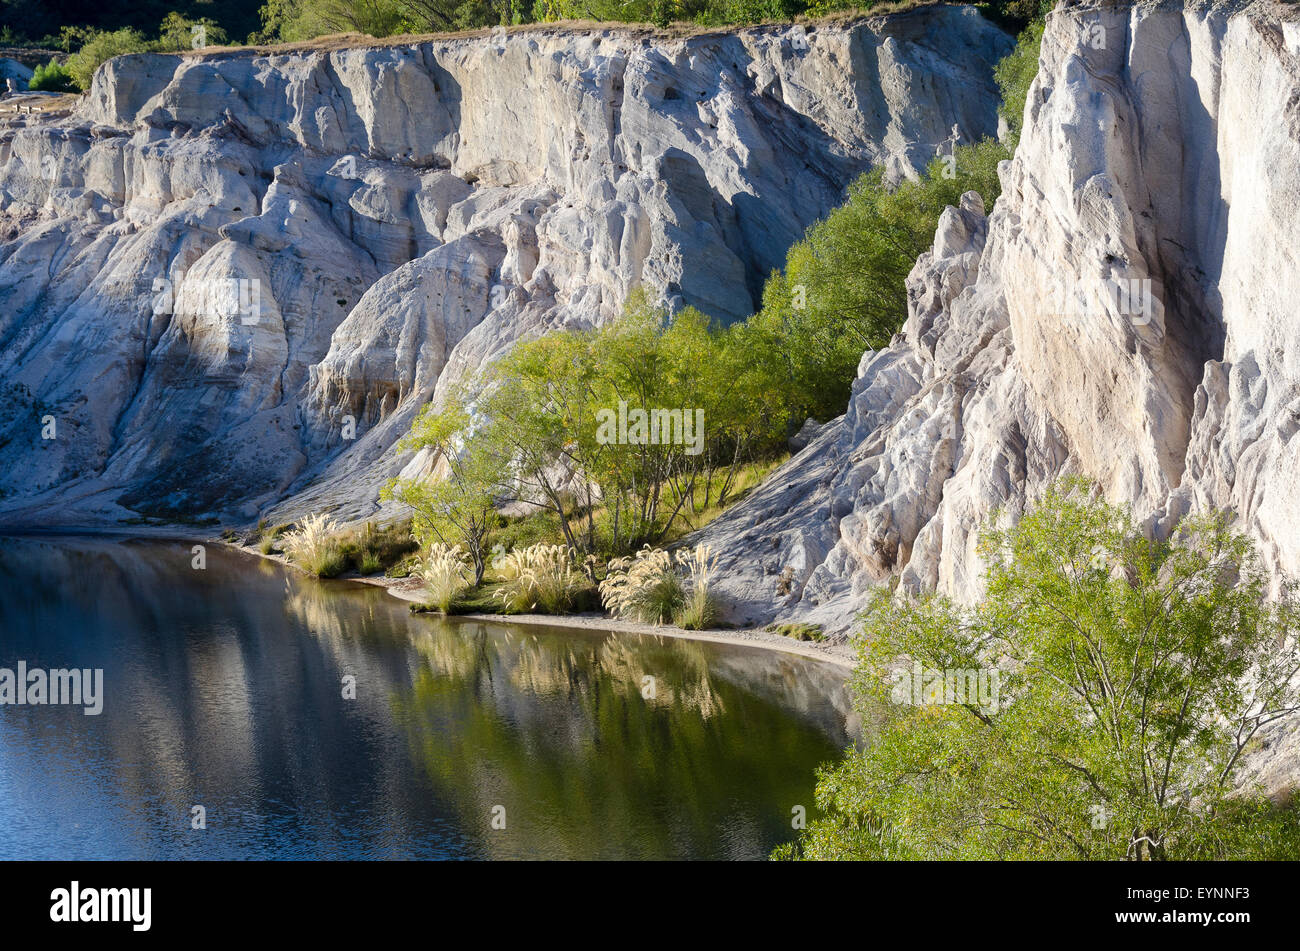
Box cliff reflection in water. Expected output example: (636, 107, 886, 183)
(0, 535, 853, 859)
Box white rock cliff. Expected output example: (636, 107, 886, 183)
(701, 0, 1300, 704)
(0, 8, 1010, 526)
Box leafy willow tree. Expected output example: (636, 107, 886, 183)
(253, 0, 413, 42)
(993, 16, 1045, 152)
(63, 28, 150, 90)
(388, 292, 783, 558)
(745, 139, 1007, 423)
(384, 401, 498, 583)
(780, 480, 1300, 860)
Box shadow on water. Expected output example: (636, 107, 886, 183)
(0, 535, 856, 859)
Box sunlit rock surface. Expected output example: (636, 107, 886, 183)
(702, 0, 1300, 656)
(0, 8, 1010, 526)
(691, 0, 1300, 793)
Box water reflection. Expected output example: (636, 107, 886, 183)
(0, 535, 853, 859)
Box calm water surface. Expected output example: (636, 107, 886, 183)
(0, 536, 855, 859)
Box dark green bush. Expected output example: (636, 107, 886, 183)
(28, 61, 78, 93)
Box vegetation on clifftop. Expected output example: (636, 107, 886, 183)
(248, 0, 1045, 40)
(2, 1, 1046, 90)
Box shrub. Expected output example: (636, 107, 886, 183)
(281, 512, 346, 577)
(783, 480, 1300, 860)
(65, 28, 150, 92)
(495, 544, 581, 614)
(768, 622, 825, 642)
(744, 137, 1008, 423)
(493, 509, 563, 555)
(672, 545, 719, 630)
(419, 544, 471, 612)
(28, 61, 77, 93)
(153, 13, 227, 52)
(600, 546, 686, 625)
(994, 18, 1045, 152)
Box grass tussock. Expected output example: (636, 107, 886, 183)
(276, 514, 418, 578)
(494, 544, 592, 614)
(767, 622, 826, 642)
(419, 543, 471, 612)
(675, 544, 719, 630)
(599, 544, 719, 628)
(281, 512, 346, 577)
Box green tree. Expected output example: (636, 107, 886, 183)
(27, 61, 77, 92)
(384, 400, 499, 583)
(783, 480, 1300, 860)
(64, 28, 150, 91)
(154, 12, 229, 51)
(388, 290, 779, 559)
(253, 0, 414, 42)
(396, 0, 516, 30)
(994, 17, 1045, 153)
(747, 138, 1007, 424)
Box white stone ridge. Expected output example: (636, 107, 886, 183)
(701, 0, 1300, 676)
(0, 8, 1010, 527)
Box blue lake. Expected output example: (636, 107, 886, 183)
(0, 536, 854, 859)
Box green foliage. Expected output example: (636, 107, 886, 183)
(384, 401, 499, 583)
(494, 509, 563, 553)
(0, 1, 264, 49)
(248, 0, 1041, 42)
(27, 61, 77, 92)
(64, 27, 150, 90)
(346, 520, 420, 573)
(768, 622, 825, 642)
(154, 12, 229, 50)
(47, 12, 240, 92)
(253, 0, 415, 42)
(993, 17, 1044, 152)
(746, 138, 1007, 422)
(392, 290, 785, 558)
(784, 480, 1300, 860)
(252, 0, 523, 40)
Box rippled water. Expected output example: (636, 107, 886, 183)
(0, 536, 855, 859)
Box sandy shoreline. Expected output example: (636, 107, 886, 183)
(226, 540, 857, 673)
(1, 527, 855, 672)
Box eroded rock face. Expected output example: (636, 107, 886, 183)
(701, 0, 1300, 663)
(0, 10, 1010, 526)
